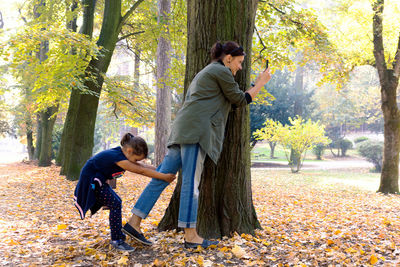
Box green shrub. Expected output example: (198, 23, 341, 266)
(354, 136, 369, 144)
(312, 143, 325, 160)
(331, 138, 353, 156)
(357, 140, 383, 172)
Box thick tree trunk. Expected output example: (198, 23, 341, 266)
(154, 0, 172, 166)
(57, 0, 96, 169)
(38, 106, 58, 166)
(65, 0, 122, 180)
(373, 0, 400, 193)
(158, 0, 260, 238)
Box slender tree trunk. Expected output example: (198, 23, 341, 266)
(269, 141, 276, 159)
(57, 0, 96, 169)
(38, 106, 59, 166)
(155, 0, 172, 166)
(290, 60, 303, 169)
(158, 0, 260, 238)
(0, 11, 4, 29)
(373, 0, 400, 193)
(26, 116, 35, 160)
(34, 115, 41, 160)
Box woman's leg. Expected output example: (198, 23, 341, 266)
(178, 144, 206, 243)
(128, 145, 182, 229)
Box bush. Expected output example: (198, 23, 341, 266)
(354, 136, 369, 144)
(312, 143, 325, 160)
(357, 140, 383, 172)
(330, 138, 353, 156)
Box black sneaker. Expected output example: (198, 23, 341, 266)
(184, 239, 219, 249)
(110, 240, 135, 252)
(122, 223, 152, 246)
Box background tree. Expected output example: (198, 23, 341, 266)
(155, 0, 172, 166)
(60, 0, 145, 181)
(372, 0, 400, 193)
(158, 0, 261, 238)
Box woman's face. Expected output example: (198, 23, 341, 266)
(226, 55, 244, 76)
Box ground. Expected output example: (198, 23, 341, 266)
(0, 157, 399, 266)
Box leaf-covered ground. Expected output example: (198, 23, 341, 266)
(1, 162, 400, 266)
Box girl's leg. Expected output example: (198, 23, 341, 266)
(178, 144, 206, 242)
(96, 184, 124, 241)
(129, 145, 182, 227)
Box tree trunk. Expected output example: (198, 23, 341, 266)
(269, 141, 276, 159)
(155, 0, 172, 166)
(57, 0, 96, 169)
(290, 60, 304, 169)
(373, 0, 400, 193)
(158, 0, 260, 238)
(34, 115, 41, 160)
(38, 106, 58, 166)
(26, 116, 35, 160)
(64, 0, 122, 180)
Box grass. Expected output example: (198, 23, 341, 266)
(251, 142, 363, 162)
(251, 168, 380, 193)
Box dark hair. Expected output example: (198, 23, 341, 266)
(120, 133, 148, 158)
(210, 41, 245, 61)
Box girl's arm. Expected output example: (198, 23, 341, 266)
(135, 161, 157, 170)
(116, 160, 176, 183)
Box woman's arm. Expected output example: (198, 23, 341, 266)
(246, 68, 271, 99)
(116, 160, 176, 183)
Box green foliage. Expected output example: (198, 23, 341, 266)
(330, 138, 353, 157)
(255, 116, 330, 172)
(312, 143, 325, 160)
(354, 136, 369, 144)
(357, 140, 383, 172)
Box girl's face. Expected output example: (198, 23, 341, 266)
(124, 147, 145, 162)
(225, 55, 244, 76)
(128, 153, 145, 163)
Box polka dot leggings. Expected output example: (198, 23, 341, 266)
(95, 184, 125, 241)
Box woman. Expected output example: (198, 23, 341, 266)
(122, 41, 272, 248)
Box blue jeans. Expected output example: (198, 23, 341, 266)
(132, 144, 205, 228)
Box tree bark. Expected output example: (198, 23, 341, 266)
(26, 116, 35, 160)
(269, 141, 276, 159)
(155, 0, 172, 166)
(373, 0, 400, 193)
(38, 106, 58, 166)
(158, 0, 260, 238)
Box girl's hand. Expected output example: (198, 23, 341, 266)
(164, 173, 176, 183)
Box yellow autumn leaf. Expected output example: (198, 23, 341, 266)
(345, 247, 357, 253)
(327, 239, 334, 246)
(57, 224, 67, 230)
(231, 245, 246, 258)
(153, 258, 165, 267)
(369, 255, 378, 265)
(117, 255, 129, 265)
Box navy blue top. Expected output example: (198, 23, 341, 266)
(74, 146, 128, 219)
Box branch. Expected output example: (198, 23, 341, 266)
(254, 26, 267, 62)
(372, 0, 387, 76)
(118, 31, 145, 41)
(393, 33, 400, 78)
(267, 3, 303, 27)
(120, 0, 145, 27)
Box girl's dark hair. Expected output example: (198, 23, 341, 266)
(210, 41, 245, 61)
(120, 133, 148, 158)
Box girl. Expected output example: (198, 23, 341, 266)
(74, 133, 176, 251)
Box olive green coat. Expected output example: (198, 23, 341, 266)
(167, 62, 248, 164)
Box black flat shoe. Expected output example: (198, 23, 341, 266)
(184, 239, 219, 249)
(122, 223, 152, 246)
